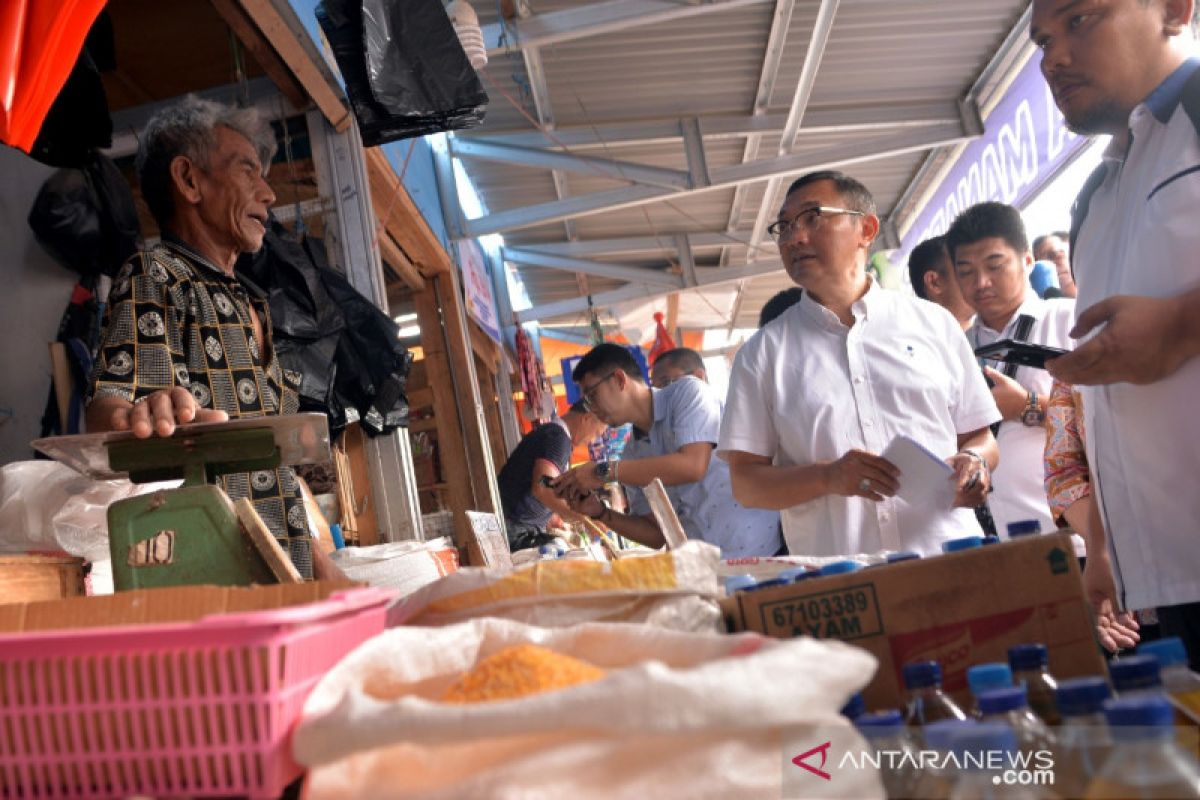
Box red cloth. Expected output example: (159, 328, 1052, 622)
(0, 0, 106, 152)
(646, 311, 676, 365)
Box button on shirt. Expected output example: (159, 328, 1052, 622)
(623, 376, 782, 557)
(967, 294, 1078, 548)
(718, 279, 1001, 557)
(1072, 58, 1200, 610)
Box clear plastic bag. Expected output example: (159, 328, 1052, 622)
(0, 460, 177, 562)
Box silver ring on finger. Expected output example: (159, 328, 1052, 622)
(858, 478, 872, 493)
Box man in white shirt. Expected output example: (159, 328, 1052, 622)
(718, 170, 1001, 558)
(1032, 0, 1200, 667)
(946, 202, 1077, 544)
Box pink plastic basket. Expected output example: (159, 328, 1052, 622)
(0, 587, 390, 799)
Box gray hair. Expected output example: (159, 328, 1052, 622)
(136, 95, 278, 228)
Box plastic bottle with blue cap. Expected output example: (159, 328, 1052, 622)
(1007, 520, 1041, 538)
(947, 723, 1041, 800)
(745, 576, 791, 592)
(912, 718, 977, 797)
(1009, 642, 1060, 725)
(1138, 637, 1200, 720)
(840, 692, 865, 720)
(1055, 677, 1114, 799)
(1109, 654, 1164, 697)
(966, 662, 1013, 718)
(819, 559, 862, 576)
(886, 550, 921, 564)
(902, 660, 967, 728)
(1086, 696, 1200, 798)
(776, 565, 814, 582)
(976, 685, 1056, 754)
(723, 574, 757, 595)
(855, 709, 921, 798)
(942, 535, 984, 554)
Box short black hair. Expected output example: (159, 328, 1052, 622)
(944, 201, 1029, 263)
(1031, 231, 1069, 257)
(653, 347, 704, 374)
(758, 287, 804, 327)
(572, 343, 643, 385)
(783, 170, 877, 216)
(908, 236, 950, 300)
(566, 400, 589, 415)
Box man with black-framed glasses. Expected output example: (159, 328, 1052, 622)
(553, 343, 782, 557)
(718, 170, 1001, 558)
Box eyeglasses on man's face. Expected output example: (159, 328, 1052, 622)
(767, 206, 865, 240)
(580, 371, 618, 410)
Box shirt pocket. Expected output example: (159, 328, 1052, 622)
(887, 338, 955, 412)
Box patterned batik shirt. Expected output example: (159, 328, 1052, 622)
(90, 237, 313, 579)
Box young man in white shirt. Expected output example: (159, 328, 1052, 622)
(1033, 0, 1200, 667)
(946, 202, 1078, 545)
(717, 170, 1001, 558)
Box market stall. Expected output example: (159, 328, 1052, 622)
(4, 1, 1200, 799)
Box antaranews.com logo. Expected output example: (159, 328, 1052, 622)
(785, 738, 1055, 797)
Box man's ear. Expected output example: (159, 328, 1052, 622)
(923, 270, 941, 299)
(1162, 0, 1193, 35)
(858, 213, 881, 247)
(169, 155, 203, 206)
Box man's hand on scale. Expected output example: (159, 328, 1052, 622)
(112, 387, 228, 438)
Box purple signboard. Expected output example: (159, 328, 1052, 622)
(895, 53, 1087, 265)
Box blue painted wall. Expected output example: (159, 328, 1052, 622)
(381, 138, 450, 251)
(286, 1, 450, 249)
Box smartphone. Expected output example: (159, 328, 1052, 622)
(973, 339, 1069, 371)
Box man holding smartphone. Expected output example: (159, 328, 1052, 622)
(947, 202, 1077, 546)
(1033, 0, 1200, 668)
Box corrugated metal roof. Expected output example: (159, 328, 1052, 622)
(451, 0, 1032, 340)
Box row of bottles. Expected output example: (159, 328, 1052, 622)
(844, 637, 1200, 798)
(724, 522, 1044, 595)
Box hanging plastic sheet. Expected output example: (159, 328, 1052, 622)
(315, 0, 487, 146)
(0, 0, 108, 153)
(238, 218, 413, 439)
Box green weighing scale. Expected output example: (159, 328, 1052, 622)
(33, 413, 331, 590)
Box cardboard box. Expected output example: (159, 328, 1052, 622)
(725, 533, 1106, 712)
(0, 579, 362, 633)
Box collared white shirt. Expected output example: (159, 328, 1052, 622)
(967, 294, 1078, 547)
(625, 376, 782, 557)
(1072, 59, 1200, 610)
(718, 278, 1000, 557)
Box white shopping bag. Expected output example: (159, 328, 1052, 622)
(293, 618, 883, 799)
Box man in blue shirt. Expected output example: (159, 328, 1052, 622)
(553, 343, 782, 557)
(497, 401, 607, 550)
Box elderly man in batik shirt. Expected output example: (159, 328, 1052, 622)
(87, 96, 334, 579)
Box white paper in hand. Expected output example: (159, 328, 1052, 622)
(881, 435, 956, 510)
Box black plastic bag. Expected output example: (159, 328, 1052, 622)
(316, 0, 487, 146)
(28, 151, 140, 278)
(238, 217, 412, 438)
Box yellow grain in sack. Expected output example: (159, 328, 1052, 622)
(441, 644, 606, 703)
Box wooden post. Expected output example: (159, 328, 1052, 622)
(431, 271, 502, 519)
(414, 287, 476, 555)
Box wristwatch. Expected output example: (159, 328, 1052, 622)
(1020, 390, 1045, 427)
(594, 461, 611, 481)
